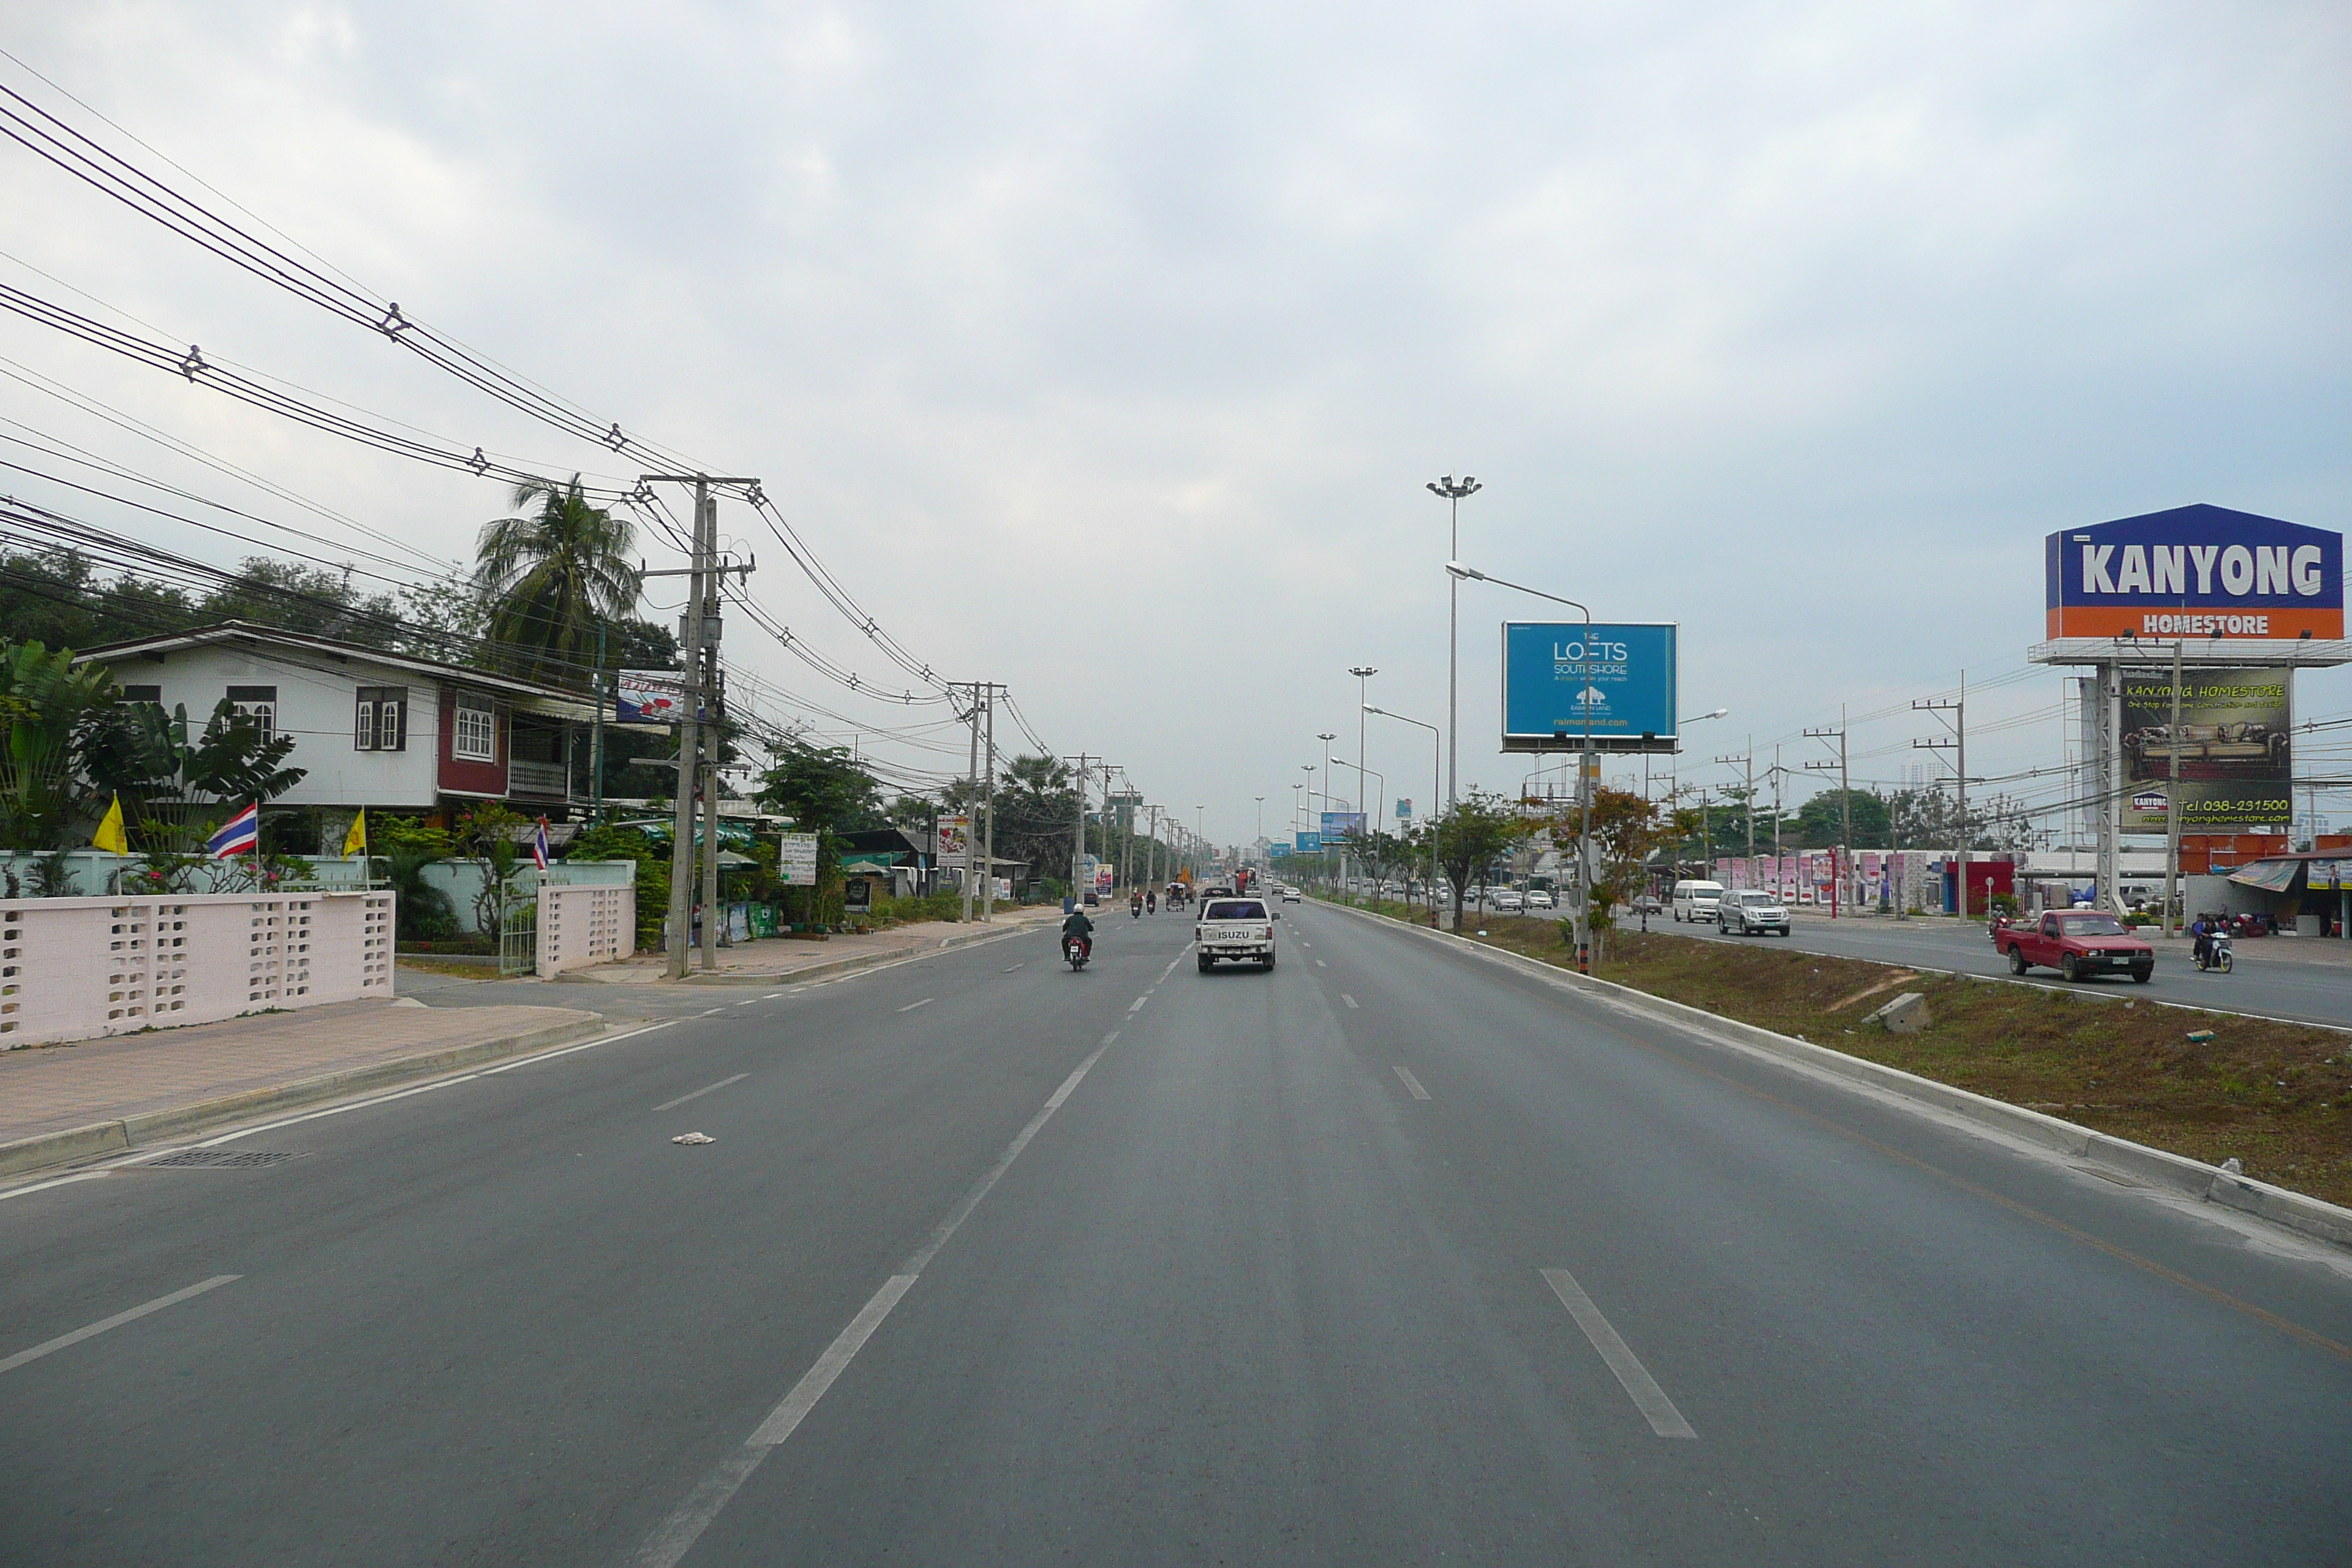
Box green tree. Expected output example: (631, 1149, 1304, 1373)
(0, 639, 121, 848)
(474, 476, 640, 687)
(196, 557, 401, 646)
(1794, 788, 1891, 849)
(755, 744, 884, 834)
(1432, 791, 1532, 931)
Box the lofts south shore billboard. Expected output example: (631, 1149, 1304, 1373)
(2046, 503, 2342, 641)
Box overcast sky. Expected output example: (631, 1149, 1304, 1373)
(4, 1, 2348, 845)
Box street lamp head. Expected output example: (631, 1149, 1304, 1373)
(1428, 476, 1482, 501)
(1362, 704, 1384, 715)
(1444, 560, 1484, 581)
(1348, 665, 1377, 679)
(1317, 732, 1337, 742)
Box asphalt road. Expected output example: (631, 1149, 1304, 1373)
(3, 905, 2348, 1564)
(1647, 908, 2352, 1028)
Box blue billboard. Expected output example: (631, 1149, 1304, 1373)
(1501, 622, 1678, 753)
(1320, 811, 1367, 840)
(1294, 831, 1322, 853)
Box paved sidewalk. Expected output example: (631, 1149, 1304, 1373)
(0, 997, 603, 1176)
(560, 906, 1065, 984)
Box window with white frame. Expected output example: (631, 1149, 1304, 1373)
(355, 686, 407, 751)
(453, 693, 497, 761)
(227, 685, 277, 744)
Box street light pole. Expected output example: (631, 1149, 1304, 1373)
(1349, 664, 1378, 829)
(1427, 476, 1480, 813)
(1367, 705, 1443, 929)
(1448, 561, 1597, 970)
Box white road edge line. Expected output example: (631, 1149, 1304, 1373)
(1392, 1064, 1432, 1101)
(1539, 1267, 1697, 1439)
(0, 1274, 240, 1376)
(897, 998, 935, 1013)
(1342, 994, 1359, 1009)
(0, 1170, 111, 1204)
(630, 1037, 1118, 1567)
(654, 1074, 749, 1113)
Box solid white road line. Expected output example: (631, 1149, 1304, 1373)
(1342, 994, 1359, 1009)
(0, 1274, 239, 1376)
(0, 1170, 111, 1205)
(897, 998, 935, 1013)
(630, 1036, 1120, 1567)
(1539, 1268, 1697, 1439)
(1392, 1065, 1432, 1101)
(654, 1074, 749, 1113)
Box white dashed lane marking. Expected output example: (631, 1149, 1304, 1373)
(1342, 994, 1359, 1009)
(897, 998, 935, 1013)
(1392, 1065, 1431, 1101)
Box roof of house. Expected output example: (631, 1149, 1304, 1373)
(75, 621, 604, 722)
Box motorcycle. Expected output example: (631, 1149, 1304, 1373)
(2195, 930, 2234, 973)
(1063, 934, 1092, 971)
(1131, 899, 1143, 919)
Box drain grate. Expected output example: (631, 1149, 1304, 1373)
(148, 1149, 307, 1169)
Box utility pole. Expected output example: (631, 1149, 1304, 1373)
(1915, 685, 1967, 919)
(1804, 710, 1849, 919)
(641, 472, 758, 979)
(1715, 739, 1755, 883)
(1066, 753, 1098, 905)
(1426, 475, 1480, 811)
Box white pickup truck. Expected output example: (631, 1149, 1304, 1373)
(1196, 897, 1277, 973)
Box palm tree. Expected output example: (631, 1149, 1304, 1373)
(474, 475, 639, 686)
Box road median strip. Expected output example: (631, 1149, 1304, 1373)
(1319, 898, 2352, 1253)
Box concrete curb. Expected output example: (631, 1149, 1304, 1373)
(0, 1014, 607, 1179)
(1320, 900, 2352, 1254)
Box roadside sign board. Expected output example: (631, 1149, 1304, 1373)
(617, 668, 696, 723)
(1321, 811, 1366, 840)
(2120, 666, 2292, 829)
(935, 815, 970, 869)
(1501, 622, 1678, 753)
(2046, 504, 2342, 641)
(1294, 831, 1322, 853)
(777, 832, 821, 886)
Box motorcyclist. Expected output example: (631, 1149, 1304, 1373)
(1062, 904, 1096, 962)
(1146, 889, 1156, 913)
(2190, 913, 2214, 968)
(1131, 890, 1144, 918)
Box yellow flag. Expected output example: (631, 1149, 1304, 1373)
(342, 807, 367, 858)
(92, 792, 129, 855)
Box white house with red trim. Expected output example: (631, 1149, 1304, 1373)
(75, 622, 609, 827)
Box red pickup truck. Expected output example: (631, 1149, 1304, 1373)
(1994, 911, 2154, 983)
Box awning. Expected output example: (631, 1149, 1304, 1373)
(2227, 858, 2302, 894)
(839, 852, 903, 872)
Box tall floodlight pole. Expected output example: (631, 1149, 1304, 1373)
(1255, 795, 1265, 858)
(1448, 562, 1597, 970)
(1427, 477, 1480, 811)
(1349, 666, 1378, 828)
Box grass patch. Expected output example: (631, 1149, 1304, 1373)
(1390, 907, 2352, 1209)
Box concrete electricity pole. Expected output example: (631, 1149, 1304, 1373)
(640, 472, 758, 979)
(1915, 685, 1967, 919)
(1804, 710, 1850, 919)
(1067, 754, 1098, 904)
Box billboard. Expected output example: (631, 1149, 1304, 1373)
(1321, 811, 1367, 840)
(2120, 666, 2292, 829)
(1501, 622, 1678, 753)
(2046, 504, 2342, 641)
(616, 669, 693, 724)
(1395, 798, 1412, 818)
(1294, 831, 1322, 853)
(935, 815, 970, 869)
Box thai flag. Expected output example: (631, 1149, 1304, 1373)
(208, 802, 260, 859)
(532, 816, 552, 872)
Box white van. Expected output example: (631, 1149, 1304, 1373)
(1670, 880, 1726, 923)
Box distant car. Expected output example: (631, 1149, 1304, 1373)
(1492, 889, 1525, 912)
(1716, 889, 1790, 936)
(1281, 887, 1301, 902)
(1526, 889, 1556, 910)
(1083, 892, 1100, 907)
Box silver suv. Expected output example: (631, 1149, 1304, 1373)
(1718, 889, 1790, 936)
